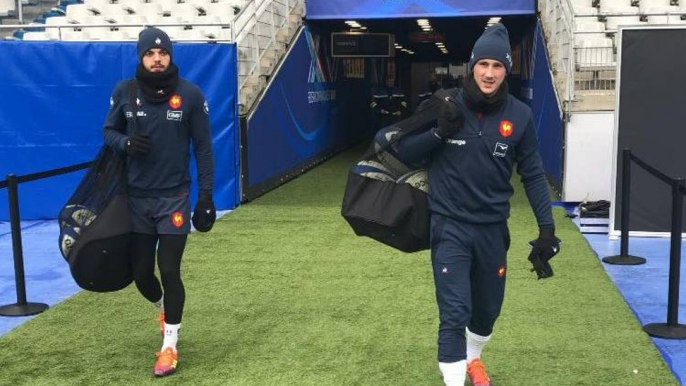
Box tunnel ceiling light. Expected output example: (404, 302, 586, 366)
(435, 42, 444, 46)
(486, 17, 501, 27)
(417, 19, 430, 25)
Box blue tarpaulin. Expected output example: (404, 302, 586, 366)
(0, 42, 239, 220)
(306, 0, 535, 20)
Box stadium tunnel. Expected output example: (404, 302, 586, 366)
(307, 15, 537, 113)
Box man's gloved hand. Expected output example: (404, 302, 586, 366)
(192, 191, 216, 232)
(125, 133, 151, 157)
(527, 228, 561, 279)
(435, 98, 464, 138)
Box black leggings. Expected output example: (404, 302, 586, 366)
(130, 233, 188, 325)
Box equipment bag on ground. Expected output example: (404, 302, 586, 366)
(341, 89, 453, 252)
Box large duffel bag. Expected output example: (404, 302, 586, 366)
(341, 89, 455, 252)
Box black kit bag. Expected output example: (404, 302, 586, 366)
(57, 80, 138, 292)
(341, 89, 454, 252)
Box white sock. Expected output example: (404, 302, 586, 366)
(154, 295, 164, 311)
(162, 323, 180, 351)
(466, 328, 492, 363)
(438, 360, 467, 386)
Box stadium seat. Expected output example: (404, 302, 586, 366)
(599, 0, 639, 14)
(80, 15, 115, 38)
(118, 14, 147, 39)
(645, 6, 680, 23)
(169, 3, 201, 23)
(638, 0, 672, 13)
(605, 15, 644, 30)
(83, 0, 112, 7)
(129, 2, 165, 18)
(45, 16, 79, 37)
(173, 28, 208, 41)
(23, 31, 55, 40)
(147, 15, 185, 38)
(89, 4, 128, 20)
(195, 14, 223, 38)
(574, 20, 607, 46)
(61, 28, 92, 41)
(151, 0, 180, 15)
(203, 2, 238, 25)
(66, 4, 96, 20)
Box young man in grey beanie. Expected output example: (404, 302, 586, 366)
(397, 23, 561, 386)
(103, 26, 216, 377)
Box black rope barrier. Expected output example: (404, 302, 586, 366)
(0, 160, 92, 317)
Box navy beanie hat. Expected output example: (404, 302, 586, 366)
(468, 23, 512, 73)
(137, 27, 173, 61)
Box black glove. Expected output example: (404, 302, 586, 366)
(527, 228, 561, 279)
(192, 191, 216, 232)
(125, 133, 151, 156)
(435, 98, 464, 138)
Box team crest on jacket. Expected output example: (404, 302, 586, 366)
(169, 95, 183, 109)
(499, 120, 513, 137)
(171, 211, 184, 228)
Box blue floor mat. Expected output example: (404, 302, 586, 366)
(0, 220, 81, 335)
(580, 227, 686, 385)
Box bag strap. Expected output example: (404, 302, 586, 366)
(127, 79, 138, 135)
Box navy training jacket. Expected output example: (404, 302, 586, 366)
(103, 78, 214, 198)
(397, 88, 554, 228)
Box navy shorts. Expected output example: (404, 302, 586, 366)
(128, 194, 191, 235)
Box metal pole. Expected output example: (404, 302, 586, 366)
(18, 0, 24, 25)
(603, 148, 646, 265)
(619, 148, 631, 256)
(0, 174, 49, 317)
(667, 178, 684, 326)
(7, 174, 27, 305)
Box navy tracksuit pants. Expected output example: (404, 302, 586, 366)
(430, 213, 511, 363)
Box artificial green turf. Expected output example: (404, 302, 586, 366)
(0, 147, 678, 386)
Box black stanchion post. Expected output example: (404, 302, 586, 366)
(0, 174, 49, 317)
(643, 178, 686, 339)
(603, 148, 646, 265)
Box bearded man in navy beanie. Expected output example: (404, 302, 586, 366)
(103, 26, 216, 377)
(397, 23, 561, 386)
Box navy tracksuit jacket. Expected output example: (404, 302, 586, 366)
(397, 88, 554, 362)
(103, 78, 214, 198)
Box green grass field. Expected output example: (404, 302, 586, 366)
(0, 147, 678, 386)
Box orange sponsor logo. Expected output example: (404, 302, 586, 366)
(169, 95, 183, 109)
(171, 211, 184, 228)
(499, 120, 513, 138)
